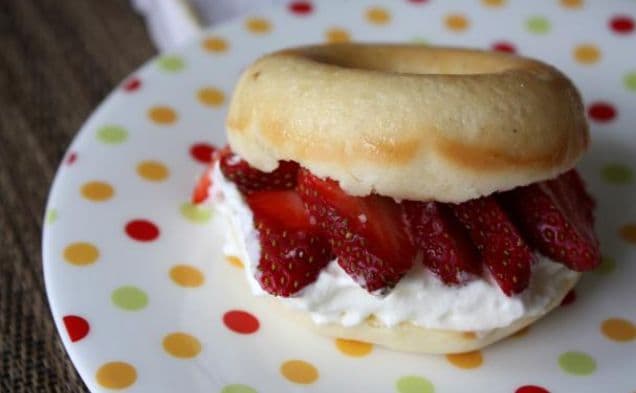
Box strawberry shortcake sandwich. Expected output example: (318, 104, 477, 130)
(193, 44, 599, 354)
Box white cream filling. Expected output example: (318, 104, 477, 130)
(209, 163, 578, 332)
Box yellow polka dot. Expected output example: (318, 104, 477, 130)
(137, 160, 169, 182)
(163, 332, 202, 358)
(335, 338, 373, 357)
(574, 44, 601, 64)
(202, 37, 228, 52)
(366, 7, 390, 25)
(446, 351, 484, 369)
(512, 326, 531, 338)
(560, 0, 583, 8)
(445, 14, 470, 32)
(95, 362, 137, 389)
(80, 181, 114, 201)
(63, 242, 99, 266)
(170, 265, 205, 287)
(620, 224, 636, 244)
(481, 0, 506, 7)
(226, 256, 244, 269)
(601, 318, 636, 342)
(280, 360, 319, 384)
(245, 18, 271, 34)
(149, 106, 177, 125)
(325, 28, 350, 43)
(198, 87, 225, 107)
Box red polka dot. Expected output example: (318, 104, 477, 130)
(125, 219, 160, 242)
(492, 41, 516, 53)
(65, 152, 77, 165)
(609, 15, 634, 34)
(190, 143, 216, 164)
(288, 1, 313, 15)
(515, 386, 550, 393)
(588, 102, 617, 122)
(408, 0, 429, 3)
(223, 310, 260, 334)
(123, 77, 141, 92)
(63, 315, 90, 342)
(561, 289, 576, 306)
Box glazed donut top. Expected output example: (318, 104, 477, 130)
(226, 44, 589, 202)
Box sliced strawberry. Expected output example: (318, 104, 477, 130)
(246, 190, 332, 297)
(502, 170, 599, 271)
(297, 169, 416, 294)
(403, 201, 481, 285)
(220, 152, 299, 194)
(452, 197, 533, 296)
(192, 163, 214, 204)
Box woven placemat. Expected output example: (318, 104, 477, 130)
(0, 1, 155, 391)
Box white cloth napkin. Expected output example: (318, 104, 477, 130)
(133, 0, 286, 51)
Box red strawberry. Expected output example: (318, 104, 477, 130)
(246, 190, 332, 297)
(452, 197, 533, 296)
(220, 152, 299, 194)
(297, 169, 416, 294)
(192, 163, 215, 204)
(503, 170, 599, 271)
(403, 201, 481, 285)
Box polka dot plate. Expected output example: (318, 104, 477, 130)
(43, 1, 636, 392)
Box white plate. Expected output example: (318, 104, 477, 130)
(43, 1, 636, 392)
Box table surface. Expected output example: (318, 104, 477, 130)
(1, 1, 155, 391)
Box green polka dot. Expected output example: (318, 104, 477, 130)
(180, 202, 212, 224)
(111, 286, 148, 311)
(624, 71, 636, 91)
(396, 376, 435, 393)
(558, 351, 596, 375)
(411, 37, 429, 45)
(221, 384, 257, 393)
(157, 55, 185, 72)
(595, 255, 616, 275)
(601, 163, 633, 184)
(97, 125, 128, 144)
(46, 209, 58, 224)
(526, 16, 550, 34)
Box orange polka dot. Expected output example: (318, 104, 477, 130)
(81, 181, 114, 201)
(64, 242, 99, 266)
(335, 338, 373, 357)
(512, 326, 531, 338)
(462, 331, 477, 340)
(202, 37, 228, 52)
(481, 0, 506, 7)
(601, 318, 636, 342)
(446, 351, 483, 369)
(198, 87, 225, 107)
(366, 7, 391, 25)
(445, 14, 470, 32)
(170, 265, 205, 287)
(245, 18, 271, 34)
(574, 44, 601, 64)
(137, 160, 169, 182)
(619, 224, 636, 243)
(325, 28, 350, 43)
(163, 332, 202, 358)
(560, 0, 583, 8)
(149, 106, 177, 124)
(95, 362, 137, 389)
(226, 256, 244, 269)
(280, 360, 319, 384)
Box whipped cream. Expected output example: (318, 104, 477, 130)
(209, 163, 578, 331)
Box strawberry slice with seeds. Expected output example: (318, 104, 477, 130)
(297, 169, 416, 294)
(403, 201, 481, 285)
(246, 190, 332, 297)
(452, 197, 533, 296)
(220, 152, 299, 194)
(503, 170, 599, 271)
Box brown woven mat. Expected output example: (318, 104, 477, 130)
(0, 1, 155, 391)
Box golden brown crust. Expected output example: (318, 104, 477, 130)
(227, 44, 589, 202)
